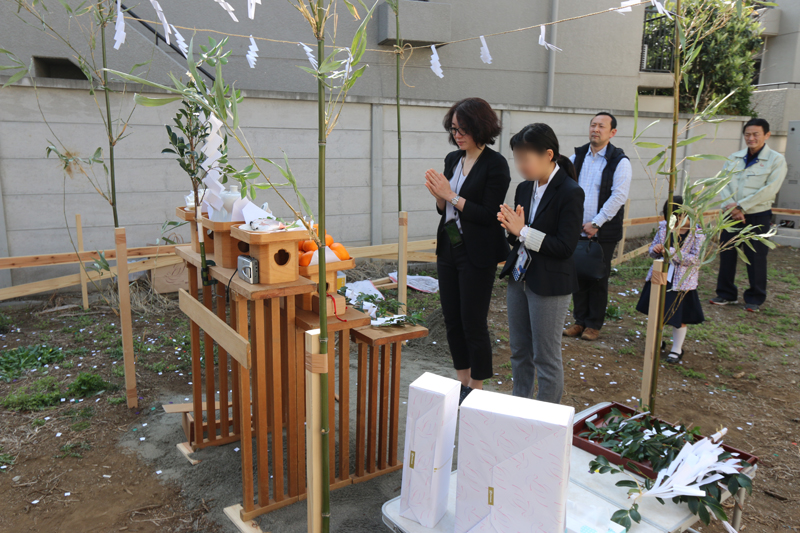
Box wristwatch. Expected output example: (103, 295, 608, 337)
(450, 195, 461, 207)
(591, 222, 600, 230)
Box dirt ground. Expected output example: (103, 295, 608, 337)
(0, 245, 798, 533)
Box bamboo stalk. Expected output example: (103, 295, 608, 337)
(315, 28, 332, 533)
(98, 0, 119, 228)
(647, 0, 681, 414)
(395, 3, 402, 213)
(76, 214, 89, 310)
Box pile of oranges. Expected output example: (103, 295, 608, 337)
(299, 229, 350, 267)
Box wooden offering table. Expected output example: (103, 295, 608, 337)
(350, 324, 428, 483)
(175, 207, 213, 254)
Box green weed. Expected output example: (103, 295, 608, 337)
(54, 442, 91, 459)
(111, 366, 124, 378)
(0, 314, 11, 334)
(605, 306, 623, 321)
(31, 418, 46, 428)
(0, 446, 14, 470)
(618, 346, 636, 356)
(66, 373, 114, 398)
(71, 420, 91, 432)
(0, 345, 65, 382)
(673, 366, 706, 380)
(1, 377, 62, 411)
(108, 396, 126, 405)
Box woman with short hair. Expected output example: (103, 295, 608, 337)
(424, 98, 510, 404)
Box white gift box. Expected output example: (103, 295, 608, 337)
(565, 500, 626, 533)
(399, 372, 461, 527)
(455, 390, 575, 533)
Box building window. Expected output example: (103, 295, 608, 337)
(33, 56, 86, 80)
(640, 6, 674, 73)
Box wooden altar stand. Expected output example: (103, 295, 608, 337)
(172, 240, 430, 523)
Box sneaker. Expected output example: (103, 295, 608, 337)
(709, 297, 737, 306)
(581, 328, 600, 341)
(744, 304, 760, 313)
(563, 324, 585, 338)
(459, 385, 473, 406)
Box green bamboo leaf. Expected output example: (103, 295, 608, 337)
(677, 134, 706, 147)
(647, 151, 666, 166)
(686, 154, 729, 161)
(2, 69, 27, 88)
(635, 141, 664, 149)
(230, 82, 239, 130)
(633, 93, 639, 139)
(134, 94, 182, 107)
(104, 69, 178, 94)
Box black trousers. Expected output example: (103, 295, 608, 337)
(716, 210, 771, 306)
(572, 239, 618, 330)
(436, 236, 497, 381)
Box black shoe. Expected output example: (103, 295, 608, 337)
(459, 385, 473, 406)
(744, 303, 760, 313)
(666, 350, 683, 364)
(709, 297, 737, 306)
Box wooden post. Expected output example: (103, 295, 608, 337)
(305, 329, 324, 533)
(76, 215, 89, 310)
(397, 211, 408, 314)
(114, 228, 137, 409)
(640, 259, 665, 407)
(616, 200, 630, 262)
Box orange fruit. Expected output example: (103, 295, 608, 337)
(299, 251, 315, 267)
(330, 243, 350, 260)
(325, 233, 334, 246)
(299, 241, 305, 251)
(302, 240, 318, 252)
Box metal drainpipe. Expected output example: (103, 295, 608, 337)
(545, 0, 559, 107)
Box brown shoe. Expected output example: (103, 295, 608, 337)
(563, 324, 584, 337)
(581, 328, 600, 341)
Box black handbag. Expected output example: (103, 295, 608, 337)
(572, 239, 605, 280)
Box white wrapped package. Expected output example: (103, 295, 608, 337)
(455, 390, 575, 533)
(399, 372, 461, 527)
(565, 500, 625, 533)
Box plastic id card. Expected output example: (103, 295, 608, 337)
(513, 246, 530, 281)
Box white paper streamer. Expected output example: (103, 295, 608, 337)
(615, 0, 639, 14)
(299, 43, 318, 70)
(171, 24, 188, 57)
(113, 0, 126, 50)
(213, 0, 239, 22)
(246, 36, 259, 68)
(479, 36, 492, 64)
(539, 26, 562, 52)
(651, 0, 672, 19)
(430, 45, 443, 78)
(247, 0, 261, 19)
(149, 0, 171, 45)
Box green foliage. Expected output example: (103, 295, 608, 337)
(605, 305, 623, 321)
(66, 372, 114, 398)
(0, 446, 14, 471)
(0, 345, 65, 381)
(669, 0, 763, 115)
(1, 376, 62, 411)
(587, 411, 752, 528)
(0, 313, 11, 334)
(108, 396, 127, 405)
(55, 442, 91, 459)
(71, 420, 91, 432)
(338, 289, 425, 327)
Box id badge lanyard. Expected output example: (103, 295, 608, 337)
(512, 182, 538, 281)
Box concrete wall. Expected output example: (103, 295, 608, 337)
(0, 77, 747, 287)
(759, 4, 800, 86)
(0, 0, 670, 110)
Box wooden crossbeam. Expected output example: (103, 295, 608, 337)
(0, 245, 177, 270)
(178, 289, 251, 369)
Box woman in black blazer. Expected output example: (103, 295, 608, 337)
(425, 98, 510, 404)
(498, 123, 584, 404)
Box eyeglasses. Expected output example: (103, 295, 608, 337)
(449, 127, 469, 138)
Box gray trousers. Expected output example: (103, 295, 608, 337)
(507, 279, 571, 404)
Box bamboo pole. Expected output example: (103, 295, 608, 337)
(98, 0, 119, 227)
(76, 214, 89, 310)
(114, 228, 137, 408)
(305, 329, 323, 533)
(315, 25, 332, 533)
(395, 3, 402, 213)
(398, 211, 408, 314)
(646, 0, 681, 414)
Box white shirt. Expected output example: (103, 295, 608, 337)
(445, 157, 468, 232)
(519, 164, 559, 249)
(569, 144, 632, 233)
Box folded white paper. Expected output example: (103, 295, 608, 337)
(455, 390, 574, 533)
(400, 373, 460, 527)
(246, 35, 259, 68)
(430, 45, 444, 78)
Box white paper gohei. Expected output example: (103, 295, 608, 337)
(454, 390, 575, 533)
(399, 372, 460, 528)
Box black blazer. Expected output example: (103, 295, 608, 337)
(499, 167, 585, 296)
(435, 147, 511, 269)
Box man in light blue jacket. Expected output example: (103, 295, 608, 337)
(710, 118, 788, 312)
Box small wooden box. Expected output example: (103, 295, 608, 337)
(299, 258, 356, 295)
(176, 207, 214, 255)
(311, 292, 347, 317)
(200, 217, 246, 269)
(230, 226, 308, 285)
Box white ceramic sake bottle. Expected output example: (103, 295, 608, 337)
(219, 185, 241, 222)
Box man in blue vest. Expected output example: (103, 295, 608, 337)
(564, 112, 632, 341)
(710, 118, 787, 312)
